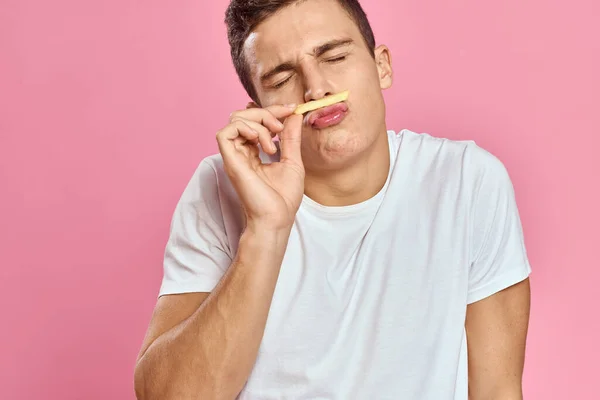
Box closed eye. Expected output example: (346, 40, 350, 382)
(272, 56, 346, 89)
(273, 75, 293, 89)
(326, 55, 347, 63)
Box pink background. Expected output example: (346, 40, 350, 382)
(1, 0, 598, 399)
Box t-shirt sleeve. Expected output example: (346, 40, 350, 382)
(159, 159, 232, 297)
(467, 148, 532, 304)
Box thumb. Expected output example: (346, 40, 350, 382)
(278, 114, 303, 164)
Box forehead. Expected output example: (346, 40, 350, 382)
(243, 0, 360, 72)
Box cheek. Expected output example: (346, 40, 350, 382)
(257, 85, 304, 108)
(349, 54, 379, 78)
(349, 88, 382, 123)
(359, 65, 382, 91)
(343, 67, 381, 107)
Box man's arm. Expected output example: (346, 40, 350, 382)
(134, 227, 291, 400)
(465, 278, 531, 400)
(133, 106, 304, 400)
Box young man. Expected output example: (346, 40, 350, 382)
(134, 0, 531, 399)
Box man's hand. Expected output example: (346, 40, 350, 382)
(216, 105, 305, 231)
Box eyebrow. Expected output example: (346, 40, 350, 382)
(313, 38, 353, 57)
(260, 38, 354, 83)
(260, 62, 296, 83)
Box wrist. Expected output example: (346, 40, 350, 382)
(245, 218, 293, 239)
(235, 226, 291, 273)
(241, 221, 292, 254)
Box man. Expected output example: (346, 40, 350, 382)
(134, 0, 531, 399)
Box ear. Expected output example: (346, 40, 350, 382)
(246, 101, 260, 109)
(374, 45, 393, 90)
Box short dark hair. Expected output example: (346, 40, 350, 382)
(225, 0, 376, 102)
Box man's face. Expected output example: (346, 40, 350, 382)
(243, 0, 393, 170)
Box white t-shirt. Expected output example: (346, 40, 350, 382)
(159, 129, 532, 399)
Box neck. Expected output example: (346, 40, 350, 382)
(303, 131, 390, 207)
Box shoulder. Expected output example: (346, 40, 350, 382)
(178, 153, 240, 211)
(395, 129, 510, 182)
(182, 154, 222, 202)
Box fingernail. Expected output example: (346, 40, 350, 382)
(271, 141, 277, 151)
(285, 104, 297, 108)
(276, 120, 285, 129)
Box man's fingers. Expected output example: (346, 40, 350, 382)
(218, 104, 300, 175)
(278, 114, 303, 164)
(231, 118, 277, 154)
(263, 104, 298, 119)
(229, 105, 297, 134)
(216, 120, 259, 167)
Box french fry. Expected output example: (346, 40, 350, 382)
(293, 90, 350, 115)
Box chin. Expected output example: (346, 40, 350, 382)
(310, 128, 366, 165)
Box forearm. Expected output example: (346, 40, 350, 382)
(469, 387, 523, 400)
(135, 226, 291, 400)
(468, 375, 523, 400)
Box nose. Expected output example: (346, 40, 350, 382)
(303, 64, 332, 103)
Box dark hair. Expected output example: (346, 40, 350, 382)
(225, 0, 376, 102)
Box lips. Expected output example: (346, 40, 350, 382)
(307, 102, 349, 129)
